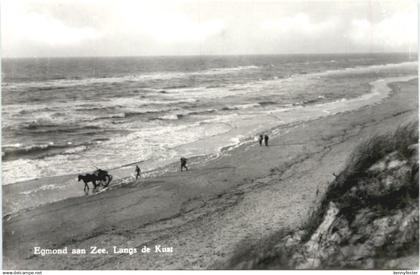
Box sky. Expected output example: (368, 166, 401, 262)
(1, 0, 418, 57)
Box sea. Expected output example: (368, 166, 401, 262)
(1, 53, 418, 212)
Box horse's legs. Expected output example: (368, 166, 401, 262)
(83, 180, 89, 193)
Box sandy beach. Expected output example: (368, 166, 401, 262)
(3, 78, 418, 269)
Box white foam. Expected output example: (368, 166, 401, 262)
(2, 119, 234, 184)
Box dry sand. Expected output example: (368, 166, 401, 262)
(3, 78, 418, 270)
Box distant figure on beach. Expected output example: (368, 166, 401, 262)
(264, 135, 269, 146)
(258, 134, 263, 146)
(135, 165, 141, 180)
(180, 157, 188, 171)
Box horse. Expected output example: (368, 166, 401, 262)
(78, 174, 99, 192)
(78, 169, 113, 192)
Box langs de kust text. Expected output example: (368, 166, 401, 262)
(34, 245, 174, 256)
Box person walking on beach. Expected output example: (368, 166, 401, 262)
(258, 134, 263, 146)
(180, 157, 188, 172)
(135, 165, 141, 180)
(264, 134, 269, 146)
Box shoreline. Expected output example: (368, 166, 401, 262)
(3, 60, 417, 186)
(3, 77, 418, 269)
(3, 74, 417, 217)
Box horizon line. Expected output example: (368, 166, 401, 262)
(2, 51, 418, 59)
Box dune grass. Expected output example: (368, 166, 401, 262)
(223, 120, 419, 269)
(303, 120, 418, 244)
(340, 120, 418, 182)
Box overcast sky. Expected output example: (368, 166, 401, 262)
(1, 0, 417, 57)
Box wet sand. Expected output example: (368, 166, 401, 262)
(3, 78, 418, 269)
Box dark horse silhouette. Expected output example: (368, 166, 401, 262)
(78, 169, 113, 192)
(78, 173, 99, 192)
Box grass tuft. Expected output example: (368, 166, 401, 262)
(222, 120, 419, 269)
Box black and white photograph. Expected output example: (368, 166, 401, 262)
(1, 0, 419, 271)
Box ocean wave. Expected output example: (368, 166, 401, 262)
(74, 98, 197, 112)
(158, 114, 183, 120)
(221, 106, 239, 111)
(2, 142, 71, 160)
(75, 105, 121, 112)
(198, 65, 259, 75)
(186, 109, 217, 116)
(314, 61, 417, 77)
(3, 113, 83, 131)
(221, 103, 260, 111)
(99, 113, 127, 119)
(89, 110, 165, 122)
(4, 65, 260, 90)
(124, 110, 161, 118)
(2, 138, 101, 161)
(17, 107, 55, 115)
(3, 120, 103, 137)
(258, 101, 277, 106)
(163, 84, 189, 90)
(22, 120, 60, 130)
(156, 109, 218, 120)
(292, 95, 328, 106)
(61, 145, 91, 155)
